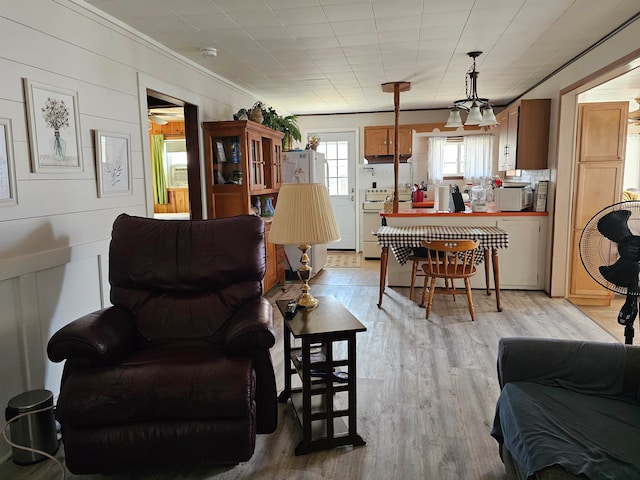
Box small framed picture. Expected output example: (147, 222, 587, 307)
(0, 118, 17, 206)
(24, 78, 83, 173)
(95, 131, 132, 197)
(215, 141, 227, 163)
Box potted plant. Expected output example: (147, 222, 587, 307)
(276, 115, 301, 151)
(235, 102, 301, 150)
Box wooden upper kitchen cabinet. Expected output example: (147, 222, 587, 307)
(497, 99, 551, 171)
(364, 125, 412, 162)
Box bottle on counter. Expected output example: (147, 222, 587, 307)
(486, 180, 494, 202)
(412, 184, 424, 202)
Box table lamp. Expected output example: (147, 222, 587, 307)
(268, 183, 341, 308)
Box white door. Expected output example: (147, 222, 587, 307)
(316, 131, 357, 250)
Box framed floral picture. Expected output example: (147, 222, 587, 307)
(24, 78, 82, 173)
(95, 131, 132, 197)
(0, 118, 17, 206)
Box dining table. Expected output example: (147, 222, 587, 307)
(375, 225, 509, 310)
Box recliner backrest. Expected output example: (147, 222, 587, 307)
(108, 214, 266, 346)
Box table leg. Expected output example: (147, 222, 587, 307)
(295, 338, 313, 454)
(278, 318, 292, 403)
(492, 248, 503, 312)
(347, 333, 366, 448)
(377, 246, 389, 308)
(483, 249, 491, 296)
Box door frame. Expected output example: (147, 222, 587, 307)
(137, 73, 205, 219)
(304, 127, 360, 251)
(551, 49, 640, 297)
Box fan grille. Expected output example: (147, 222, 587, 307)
(580, 201, 640, 295)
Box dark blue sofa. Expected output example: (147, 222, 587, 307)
(492, 337, 640, 479)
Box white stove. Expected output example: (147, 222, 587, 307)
(362, 187, 412, 258)
(364, 187, 412, 203)
(363, 187, 412, 210)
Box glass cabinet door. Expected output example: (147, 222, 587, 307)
(211, 135, 243, 185)
(249, 132, 265, 191)
(273, 143, 283, 189)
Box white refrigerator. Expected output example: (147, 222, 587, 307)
(281, 151, 328, 278)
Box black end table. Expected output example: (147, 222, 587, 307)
(277, 296, 366, 455)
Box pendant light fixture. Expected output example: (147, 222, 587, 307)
(446, 51, 498, 128)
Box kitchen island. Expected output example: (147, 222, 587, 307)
(377, 205, 548, 295)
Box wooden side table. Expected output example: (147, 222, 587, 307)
(277, 296, 366, 455)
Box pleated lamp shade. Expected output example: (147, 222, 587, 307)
(268, 183, 341, 246)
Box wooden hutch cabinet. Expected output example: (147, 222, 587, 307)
(203, 120, 285, 292)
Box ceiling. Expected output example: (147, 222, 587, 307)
(85, 0, 640, 116)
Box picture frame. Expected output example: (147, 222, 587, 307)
(0, 118, 17, 206)
(215, 141, 227, 163)
(95, 130, 132, 197)
(23, 78, 83, 173)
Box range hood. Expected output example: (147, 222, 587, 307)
(364, 154, 410, 164)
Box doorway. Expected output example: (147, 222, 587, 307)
(315, 130, 357, 250)
(551, 51, 640, 297)
(147, 92, 202, 219)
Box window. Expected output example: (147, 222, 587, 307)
(442, 138, 465, 176)
(163, 139, 187, 187)
(428, 134, 493, 183)
(318, 140, 349, 196)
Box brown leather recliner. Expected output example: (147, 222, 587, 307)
(47, 214, 277, 474)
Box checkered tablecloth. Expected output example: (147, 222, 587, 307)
(376, 225, 509, 265)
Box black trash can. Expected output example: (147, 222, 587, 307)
(5, 389, 58, 465)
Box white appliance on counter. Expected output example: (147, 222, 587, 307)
(362, 187, 412, 259)
(494, 185, 533, 211)
(281, 151, 328, 277)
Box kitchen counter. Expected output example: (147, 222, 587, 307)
(377, 206, 548, 291)
(389, 203, 547, 217)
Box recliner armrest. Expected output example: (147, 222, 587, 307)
(497, 337, 627, 396)
(223, 297, 275, 353)
(47, 306, 137, 365)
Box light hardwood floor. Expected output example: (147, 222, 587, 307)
(574, 295, 627, 344)
(0, 256, 618, 480)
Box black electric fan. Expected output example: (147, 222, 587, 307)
(580, 201, 640, 344)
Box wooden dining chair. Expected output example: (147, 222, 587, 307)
(408, 247, 429, 302)
(420, 239, 481, 321)
(410, 247, 453, 305)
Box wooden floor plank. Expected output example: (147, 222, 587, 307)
(0, 257, 617, 480)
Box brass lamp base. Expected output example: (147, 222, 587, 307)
(296, 244, 320, 309)
(297, 292, 319, 309)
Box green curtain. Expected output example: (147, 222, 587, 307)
(151, 134, 168, 204)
